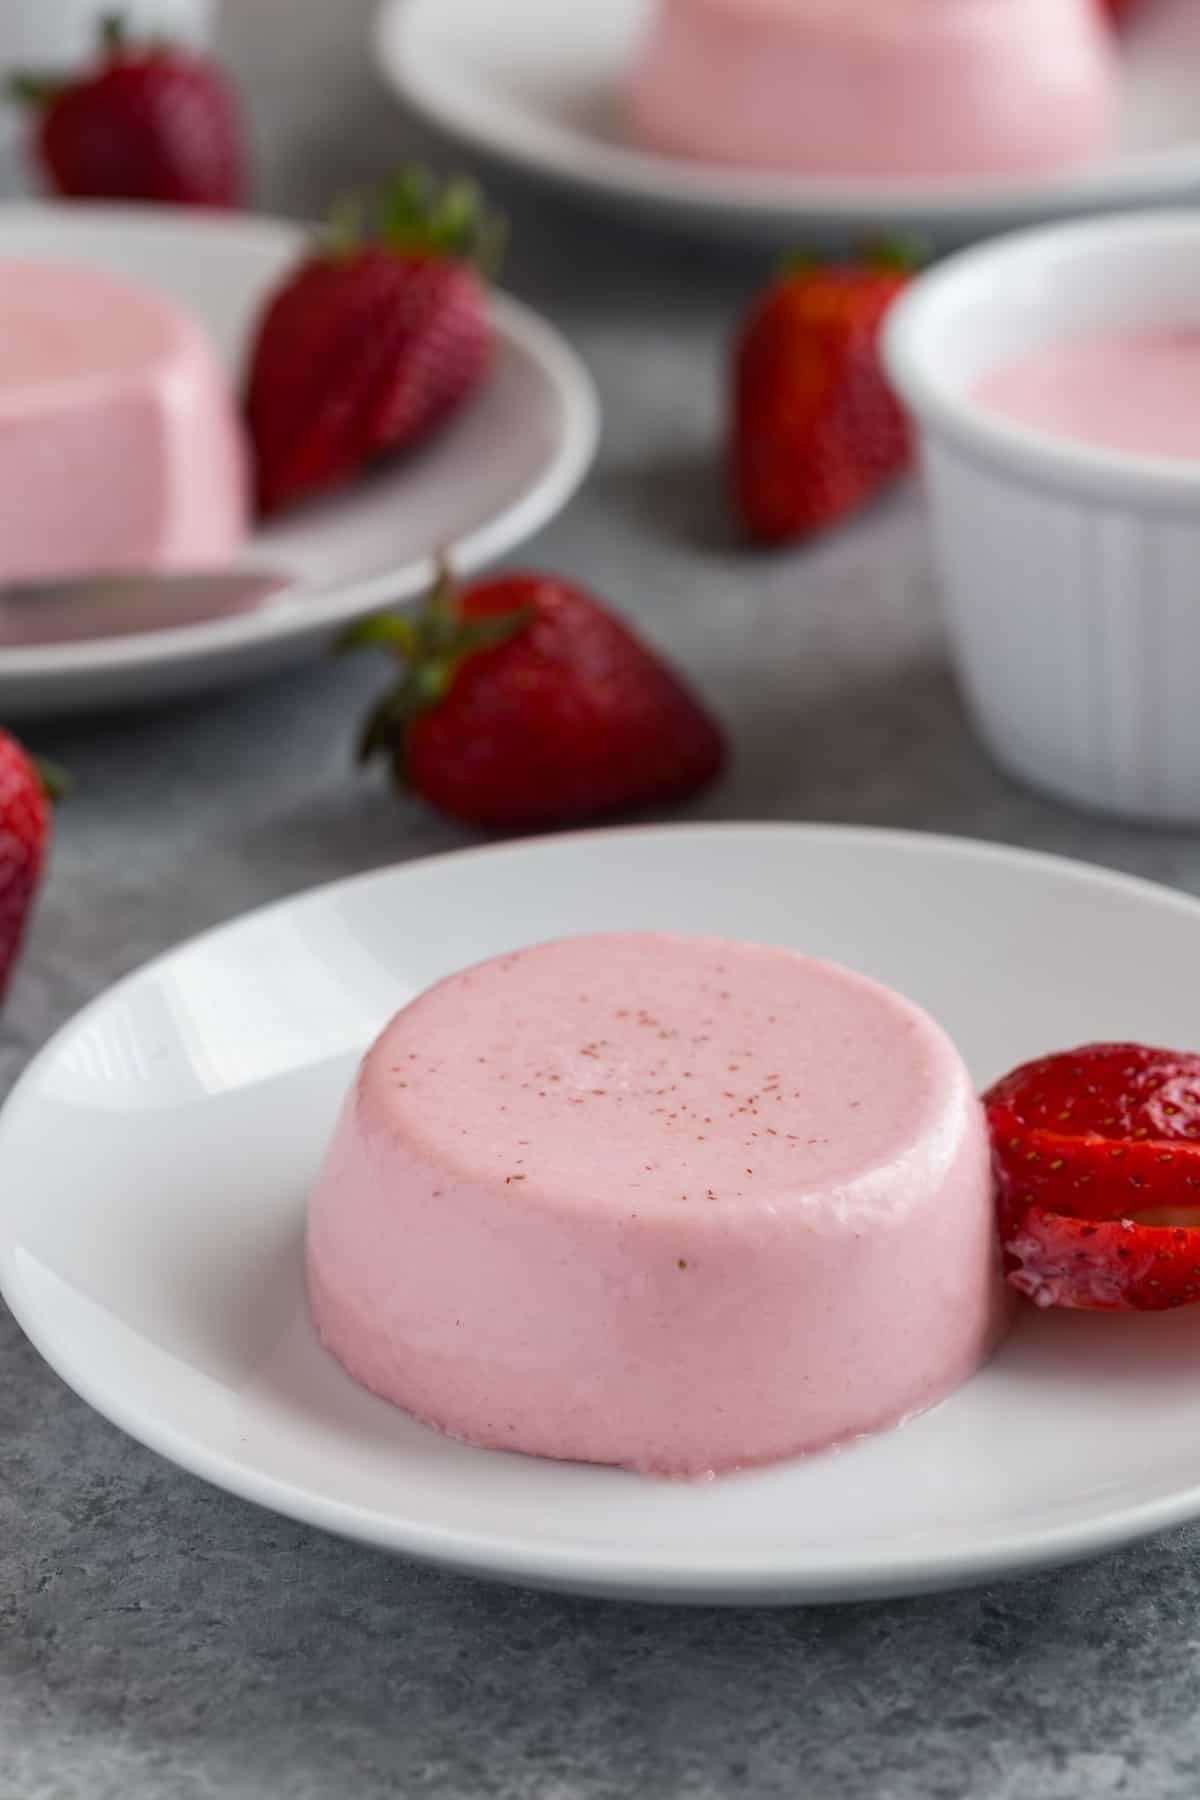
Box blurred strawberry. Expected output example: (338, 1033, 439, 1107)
(341, 566, 726, 830)
(12, 13, 243, 207)
(0, 731, 57, 1003)
(732, 250, 913, 544)
(246, 171, 502, 517)
(1096, 0, 1140, 25)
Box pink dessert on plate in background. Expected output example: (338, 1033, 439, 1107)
(307, 932, 1010, 1477)
(0, 261, 248, 582)
(975, 329, 1200, 461)
(628, 0, 1118, 179)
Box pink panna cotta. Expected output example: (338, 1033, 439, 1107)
(0, 260, 249, 583)
(627, 0, 1119, 181)
(307, 932, 1010, 1477)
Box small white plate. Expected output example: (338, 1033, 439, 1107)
(0, 205, 598, 720)
(6, 824, 1200, 1604)
(376, 0, 1200, 247)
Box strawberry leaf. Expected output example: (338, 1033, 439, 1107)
(342, 566, 534, 776)
(376, 168, 506, 276)
(337, 611, 419, 657)
(35, 758, 70, 804)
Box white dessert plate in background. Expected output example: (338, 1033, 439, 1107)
(376, 0, 1200, 247)
(0, 205, 598, 720)
(5, 824, 1200, 1604)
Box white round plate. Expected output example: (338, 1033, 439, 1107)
(6, 824, 1200, 1604)
(0, 205, 598, 721)
(376, 0, 1200, 247)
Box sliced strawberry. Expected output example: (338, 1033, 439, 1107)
(985, 1043, 1200, 1311)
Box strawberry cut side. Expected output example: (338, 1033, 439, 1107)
(985, 1043, 1200, 1312)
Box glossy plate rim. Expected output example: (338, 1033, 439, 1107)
(8, 823, 1200, 1604)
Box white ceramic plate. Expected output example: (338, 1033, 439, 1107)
(376, 0, 1200, 247)
(0, 205, 598, 720)
(6, 824, 1200, 1603)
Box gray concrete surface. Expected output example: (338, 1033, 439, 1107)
(5, 4, 1200, 1796)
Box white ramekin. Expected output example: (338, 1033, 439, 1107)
(885, 211, 1200, 824)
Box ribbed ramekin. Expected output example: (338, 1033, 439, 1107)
(886, 212, 1200, 823)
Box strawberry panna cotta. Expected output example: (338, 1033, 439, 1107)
(986, 1044, 1200, 1313)
(308, 933, 1009, 1475)
(631, 0, 1116, 181)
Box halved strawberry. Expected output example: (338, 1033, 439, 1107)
(985, 1043, 1200, 1311)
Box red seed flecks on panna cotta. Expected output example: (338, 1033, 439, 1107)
(627, 0, 1118, 180)
(306, 932, 1010, 1477)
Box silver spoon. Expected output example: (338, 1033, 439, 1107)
(0, 569, 293, 648)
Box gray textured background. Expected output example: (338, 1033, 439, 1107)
(6, 4, 1200, 1796)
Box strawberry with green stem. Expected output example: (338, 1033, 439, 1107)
(12, 13, 244, 207)
(247, 170, 504, 517)
(341, 565, 726, 831)
(731, 247, 914, 544)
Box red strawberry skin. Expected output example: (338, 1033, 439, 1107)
(0, 731, 51, 1003)
(403, 575, 726, 829)
(33, 50, 243, 208)
(985, 1044, 1200, 1312)
(732, 264, 911, 544)
(247, 248, 490, 516)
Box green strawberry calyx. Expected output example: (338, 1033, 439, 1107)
(338, 562, 532, 774)
(35, 758, 70, 804)
(324, 168, 507, 277)
(10, 14, 148, 106)
(779, 238, 924, 280)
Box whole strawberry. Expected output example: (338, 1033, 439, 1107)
(12, 15, 243, 208)
(732, 252, 912, 544)
(342, 567, 726, 830)
(246, 172, 502, 517)
(0, 731, 54, 1003)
